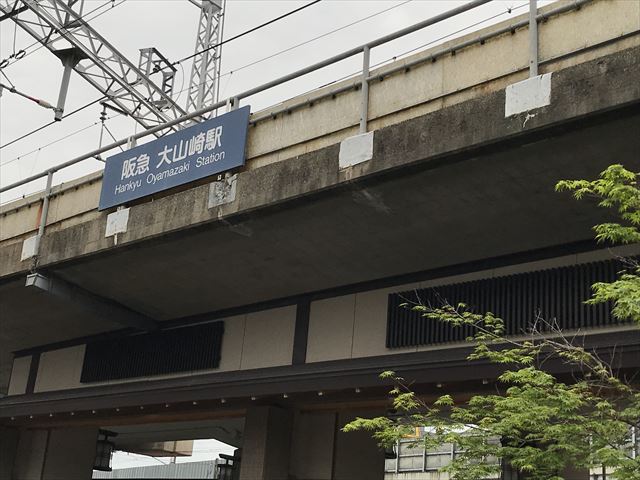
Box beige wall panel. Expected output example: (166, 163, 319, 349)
(217, 315, 246, 372)
(352, 283, 420, 358)
(8, 355, 31, 396)
(306, 294, 356, 363)
(248, 126, 356, 171)
(240, 306, 296, 370)
(34, 345, 85, 393)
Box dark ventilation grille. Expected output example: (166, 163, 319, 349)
(81, 322, 224, 383)
(386, 259, 630, 349)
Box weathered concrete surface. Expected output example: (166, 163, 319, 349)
(1, 46, 639, 279)
(2, 0, 639, 242)
(0, 45, 639, 390)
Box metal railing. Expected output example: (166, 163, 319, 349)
(0, 0, 596, 232)
(1, 0, 524, 195)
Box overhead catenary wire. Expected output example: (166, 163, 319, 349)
(0, 96, 106, 151)
(0, 0, 318, 153)
(2, 0, 411, 160)
(2, 0, 582, 197)
(0, 111, 119, 167)
(171, 0, 414, 99)
(0, 0, 126, 152)
(0, 0, 495, 196)
(241, 2, 527, 119)
(327, 2, 523, 94)
(164, 0, 323, 70)
(0, 0, 125, 70)
(0, 81, 55, 110)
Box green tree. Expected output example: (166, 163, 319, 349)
(344, 164, 640, 479)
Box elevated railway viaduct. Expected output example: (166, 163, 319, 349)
(1, 1, 639, 478)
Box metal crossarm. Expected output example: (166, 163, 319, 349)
(0, 0, 188, 134)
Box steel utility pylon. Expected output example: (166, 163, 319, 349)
(186, 0, 224, 115)
(0, 0, 189, 134)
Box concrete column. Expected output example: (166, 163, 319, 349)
(289, 411, 336, 480)
(11, 427, 98, 480)
(239, 406, 293, 480)
(0, 427, 20, 479)
(332, 410, 385, 480)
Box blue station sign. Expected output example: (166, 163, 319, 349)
(99, 105, 250, 210)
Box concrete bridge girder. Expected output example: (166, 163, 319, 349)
(0, 46, 639, 390)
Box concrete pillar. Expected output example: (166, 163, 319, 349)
(332, 410, 385, 480)
(240, 407, 385, 480)
(289, 411, 336, 480)
(11, 427, 98, 480)
(239, 406, 293, 480)
(0, 427, 20, 479)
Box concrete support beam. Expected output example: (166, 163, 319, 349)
(25, 273, 158, 331)
(239, 406, 293, 480)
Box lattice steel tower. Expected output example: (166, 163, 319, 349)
(186, 0, 224, 115)
(0, 0, 226, 133)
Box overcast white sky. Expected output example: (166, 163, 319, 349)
(0, 0, 554, 204)
(111, 438, 234, 469)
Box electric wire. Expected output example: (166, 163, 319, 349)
(0, 0, 315, 154)
(165, 0, 323, 70)
(0, 69, 15, 87)
(0, 0, 126, 151)
(0, 0, 126, 70)
(1, 111, 119, 167)
(102, 123, 124, 152)
(0, 0, 390, 154)
(0, 81, 55, 109)
(0, 96, 105, 151)
(168, 0, 414, 101)
(2, 1, 524, 170)
(306, 2, 528, 95)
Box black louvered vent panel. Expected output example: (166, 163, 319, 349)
(81, 322, 224, 383)
(387, 259, 629, 349)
